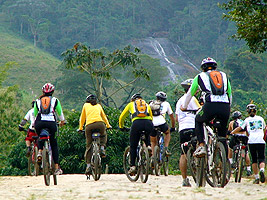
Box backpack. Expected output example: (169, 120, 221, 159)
(133, 99, 148, 118)
(149, 100, 162, 116)
(40, 96, 52, 114)
(207, 70, 224, 95)
(233, 120, 239, 130)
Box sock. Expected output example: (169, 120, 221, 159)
(260, 168, 265, 172)
(101, 146, 105, 150)
(247, 166, 251, 171)
(229, 158, 233, 164)
(87, 164, 91, 168)
(255, 174, 259, 179)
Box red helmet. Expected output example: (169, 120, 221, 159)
(42, 83, 55, 93)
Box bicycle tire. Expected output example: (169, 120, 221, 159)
(140, 147, 149, 183)
(91, 144, 101, 181)
(123, 146, 139, 182)
(51, 160, 57, 185)
(153, 146, 160, 176)
(34, 146, 39, 176)
(43, 147, 50, 186)
(187, 146, 197, 182)
(237, 149, 245, 183)
(206, 142, 227, 187)
(27, 153, 33, 176)
(224, 159, 231, 186)
(196, 156, 206, 187)
(162, 154, 169, 176)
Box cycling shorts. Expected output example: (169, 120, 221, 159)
(150, 122, 169, 137)
(248, 143, 265, 164)
(25, 129, 38, 142)
(180, 128, 195, 155)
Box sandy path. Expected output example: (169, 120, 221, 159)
(0, 174, 267, 200)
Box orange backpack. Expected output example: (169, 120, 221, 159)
(207, 71, 224, 95)
(40, 96, 52, 114)
(133, 99, 148, 118)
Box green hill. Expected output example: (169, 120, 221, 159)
(0, 24, 61, 97)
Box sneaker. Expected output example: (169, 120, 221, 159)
(128, 166, 136, 175)
(193, 146, 206, 157)
(54, 168, 63, 175)
(246, 170, 252, 176)
(100, 148, 106, 158)
(26, 147, 31, 157)
(260, 171, 265, 183)
(231, 163, 236, 169)
(253, 178, 260, 184)
(37, 152, 42, 165)
(85, 166, 92, 175)
(182, 178, 191, 187)
(164, 147, 172, 157)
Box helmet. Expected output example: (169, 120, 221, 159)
(42, 83, 55, 94)
(232, 111, 241, 119)
(31, 100, 36, 108)
(86, 94, 97, 104)
(131, 93, 142, 101)
(181, 79, 193, 91)
(156, 91, 167, 101)
(201, 57, 217, 71)
(246, 104, 257, 113)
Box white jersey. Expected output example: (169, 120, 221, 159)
(176, 95, 201, 132)
(24, 108, 35, 129)
(240, 115, 266, 144)
(152, 101, 173, 126)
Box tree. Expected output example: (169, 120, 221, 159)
(61, 43, 150, 107)
(221, 0, 267, 53)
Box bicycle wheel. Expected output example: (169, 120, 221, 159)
(206, 142, 227, 187)
(51, 160, 57, 185)
(140, 147, 149, 183)
(153, 146, 160, 176)
(162, 153, 169, 176)
(123, 146, 139, 182)
(27, 152, 34, 176)
(187, 146, 197, 182)
(91, 144, 101, 181)
(33, 146, 39, 176)
(196, 156, 206, 187)
(236, 149, 245, 183)
(224, 159, 231, 186)
(43, 148, 51, 186)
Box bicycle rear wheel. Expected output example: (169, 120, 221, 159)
(33, 146, 39, 176)
(51, 160, 57, 185)
(43, 148, 51, 186)
(28, 153, 34, 176)
(123, 146, 140, 182)
(196, 156, 206, 187)
(187, 146, 197, 182)
(206, 142, 227, 187)
(153, 146, 160, 176)
(235, 149, 245, 183)
(140, 147, 149, 183)
(162, 153, 169, 176)
(91, 145, 101, 181)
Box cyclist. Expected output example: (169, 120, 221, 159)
(175, 79, 201, 187)
(119, 93, 153, 174)
(34, 83, 65, 175)
(78, 94, 111, 175)
(18, 100, 38, 156)
(228, 111, 252, 176)
(180, 57, 232, 157)
(231, 104, 266, 184)
(149, 91, 175, 156)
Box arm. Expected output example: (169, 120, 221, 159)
(100, 106, 111, 128)
(119, 103, 131, 128)
(231, 126, 243, 135)
(55, 99, 65, 122)
(227, 78, 232, 105)
(79, 105, 86, 130)
(169, 113, 175, 129)
(181, 75, 199, 110)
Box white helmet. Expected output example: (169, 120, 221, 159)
(201, 57, 217, 71)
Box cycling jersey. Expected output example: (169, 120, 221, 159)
(119, 101, 153, 128)
(34, 96, 65, 122)
(23, 108, 35, 130)
(176, 95, 200, 132)
(152, 101, 173, 126)
(79, 103, 111, 130)
(240, 115, 266, 144)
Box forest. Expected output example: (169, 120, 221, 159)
(0, 0, 266, 175)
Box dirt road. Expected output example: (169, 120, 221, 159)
(1, 174, 267, 200)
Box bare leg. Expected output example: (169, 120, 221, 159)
(179, 154, 187, 179)
(150, 136, 157, 155)
(164, 129, 171, 147)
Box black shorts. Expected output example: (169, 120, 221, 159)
(150, 122, 169, 137)
(180, 128, 195, 155)
(248, 143, 265, 164)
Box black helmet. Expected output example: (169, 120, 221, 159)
(200, 57, 217, 72)
(131, 93, 142, 101)
(156, 91, 167, 101)
(246, 104, 257, 113)
(31, 100, 36, 108)
(86, 94, 97, 105)
(232, 111, 241, 119)
(181, 79, 193, 91)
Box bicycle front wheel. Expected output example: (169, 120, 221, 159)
(123, 146, 139, 182)
(206, 142, 227, 187)
(43, 148, 51, 186)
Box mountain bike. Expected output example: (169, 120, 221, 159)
(232, 134, 248, 183)
(123, 130, 150, 183)
(195, 119, 228, 188)
(39, 128, 57, 186)
(152, 127, 169, 176)
(21, 128, 40, 176)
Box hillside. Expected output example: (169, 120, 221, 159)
(0, 24, 61, 97)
